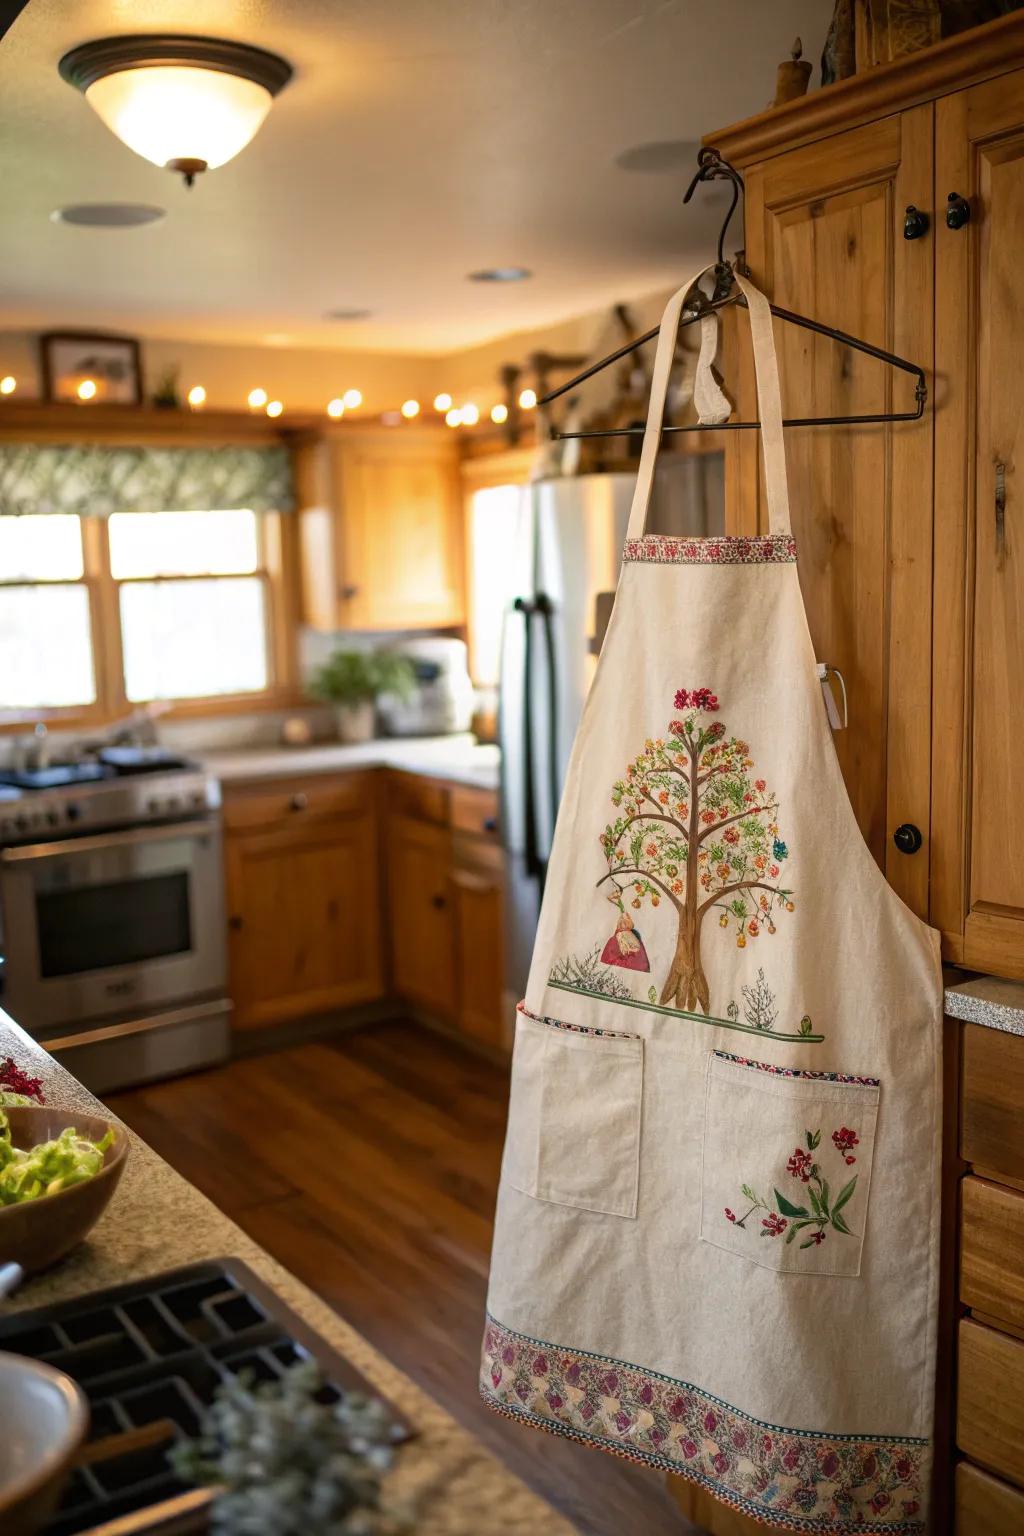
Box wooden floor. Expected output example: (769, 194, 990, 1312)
(109, 1021, 690, 1536)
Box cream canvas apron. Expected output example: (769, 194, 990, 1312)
(481, 268, 943, 1534)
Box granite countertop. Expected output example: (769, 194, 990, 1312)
(944, 972, 1024, 1038)
(0, 1011, 571, 1535)
(202, 734, 500, 792)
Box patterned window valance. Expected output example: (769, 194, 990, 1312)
(0, 443, 294, 516)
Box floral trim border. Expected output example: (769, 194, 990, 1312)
(713, 1051, 879, 1087)
(517, 1000, 638, 1042)
(481, 1314, 926, 1534)
(623, 533, 798, 565)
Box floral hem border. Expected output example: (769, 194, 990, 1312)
(713, 1051, 879, 1086)
(481, 1314, 926, 1534)
(623, 533, 798, 565)
(517, 1000, 638, 1042)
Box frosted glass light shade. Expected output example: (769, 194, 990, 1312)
(85, 66, 273, 171)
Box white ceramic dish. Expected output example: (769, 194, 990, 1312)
(0, 1354, 88, 1535)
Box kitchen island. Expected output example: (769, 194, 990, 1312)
(0, 1008, 572, 1535)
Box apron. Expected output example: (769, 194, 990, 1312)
(481, 268, 943, 1534)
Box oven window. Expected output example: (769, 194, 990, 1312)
(36, 872, 192, 978)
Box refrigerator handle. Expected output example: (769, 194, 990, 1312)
(514, 597, 543, 882)
(535, 591, 559, 895)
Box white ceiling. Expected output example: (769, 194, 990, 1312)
(0, 0, 828, 354)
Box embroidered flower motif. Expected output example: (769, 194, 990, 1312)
(673, 686, 719, 712)
(761, 1212, 788, 1236)
(832, 1127, 859, 1165)
(786, 1147, 814, 1182)
(729, 1123, 862, 1256)
(773, 838, 788, 860)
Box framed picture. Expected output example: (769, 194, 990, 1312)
(40, 331, 143, 405)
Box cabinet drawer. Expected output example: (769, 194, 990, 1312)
(386, 771, 449, 825)
(961, 1176, 1024, 1331)
(450, 785, 499, 839)
(955, 1460, 1024, 1535)
(452, 830, 503, 877)
(962, 1024, 1024, 1182)
(223, 772, 372, 832)
(957, 1319, 1024, 1488)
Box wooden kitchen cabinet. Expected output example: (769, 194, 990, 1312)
(706, 16, 1024, 977)
(296, 426, 464, 631)
(384, 772, 505, 1048)
(223, 773, 384, 1028)
(386, 811, 457, 1018)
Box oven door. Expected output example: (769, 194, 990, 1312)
(0, 818, 226, 1036)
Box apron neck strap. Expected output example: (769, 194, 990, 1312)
(624, 266, 791, 540)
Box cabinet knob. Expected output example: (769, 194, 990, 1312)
(945, 192, 971, 230)
(893, 823, 923, 855)
(903, 205, 929, 240)
(289, 792, 308, 812)
(228, 915, 244, 931)
(483, 816, 498, 833)
(339, 584, 359, 601)
(431, 892, 447, 910)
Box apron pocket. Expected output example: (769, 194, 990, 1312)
(699, 1050, 880, 1277)
(504, 1007, 643, 1218)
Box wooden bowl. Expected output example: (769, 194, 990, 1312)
(0, 1106, 128, 1274)
(0, 1354, 89, 1536)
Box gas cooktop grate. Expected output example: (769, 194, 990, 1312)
(0, 1257, 410, 1536)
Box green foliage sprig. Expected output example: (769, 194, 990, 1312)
(308, 650, 416, 707)
(171, 1363, 412, 1536)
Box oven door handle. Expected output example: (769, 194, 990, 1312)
(0, 818, 218, 864)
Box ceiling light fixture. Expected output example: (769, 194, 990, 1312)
(468, 267, 532, 283)
(58, 35, 293, 186)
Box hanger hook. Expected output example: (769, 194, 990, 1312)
(683, 146, 745, 273)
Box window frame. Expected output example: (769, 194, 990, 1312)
(0, 511, 300, 730)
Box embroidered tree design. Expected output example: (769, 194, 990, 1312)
(596, 687, 794, 1013)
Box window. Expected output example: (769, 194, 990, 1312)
(0, 509, 291, 717)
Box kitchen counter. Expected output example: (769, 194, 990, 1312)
(0, 1009, 571, 1535)
(202, 734, 500, 792)
(945, 971, 1024, 1038)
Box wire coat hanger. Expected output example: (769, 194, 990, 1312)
(539, 148, 927, 438)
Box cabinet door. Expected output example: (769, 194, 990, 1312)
(226, 810, 384, 1029)
(451, 835, 504, 1049)
(739, 109, 934, 916)
(387, 813, 456, 1018)
(934, 73, 1024, 976)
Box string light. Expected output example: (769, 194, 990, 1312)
(518, 387, 537, 409)
(445, 406, 462, 427)
(326, 398, 345, 419)
(433, 392, 452, 412)
(187, 384, 206, 409)
(342, 387, 362, 409)
(400, 399, 420, 419)
(0, 376, 15, 396)
(460, 402, 479, 426)
(266, 399, 283, 418)
(76, 379, 98, 401)
(247, 387, 268, 409)
(490, 403, 508, 424)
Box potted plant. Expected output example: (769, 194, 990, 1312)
(308, 649, 415, 744)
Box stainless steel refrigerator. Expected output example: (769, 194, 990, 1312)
(498, 456, 723, 1016)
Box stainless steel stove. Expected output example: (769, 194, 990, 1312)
(0, 750, 230, 1092)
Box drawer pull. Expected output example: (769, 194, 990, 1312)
(483, 815, 498, 833)
(431, 892, 447, 910)
(903, 204, 929, 240)
(289, 792, 308, 812)
(946, 191, 971, 230)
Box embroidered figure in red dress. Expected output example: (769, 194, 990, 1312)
(600, 890, 651, 971)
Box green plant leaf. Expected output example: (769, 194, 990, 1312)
(809, 1128, 821, 1150)
(741, 1184, 758, 1204)
(774, 1188, 810, 1219)
(799, 1235, 821, 1249)
(819, 1178, 831, 1213)
(805, 1130, 814, 1151)
(648, 986, 657, 1003)
(808, 1188, 823, 1220)
(832, 1175, 858, 1215)
(831, 1211, 856, 1237)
